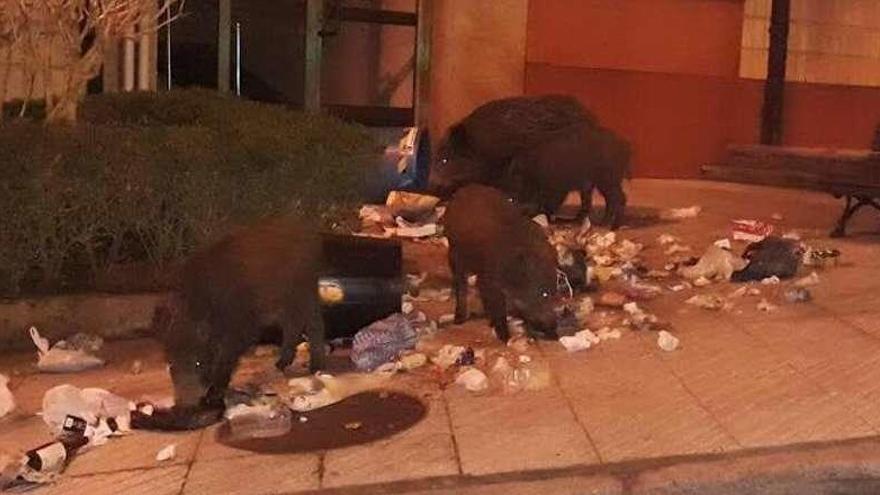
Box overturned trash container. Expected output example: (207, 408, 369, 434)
(362, 127, 431, 204)
(319, 233, 403, 340)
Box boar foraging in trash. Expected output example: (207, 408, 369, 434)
(504, 124, 631, 229)
(430, 94, 597, 196)
(160, 216, 326, 410)
(442, 185, 559, 341)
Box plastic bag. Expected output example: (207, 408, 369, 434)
(679, 246, 747, 282)
(0, 374, 14, 418)
(30, 327, 104, 373)
(350, 314, 419, 371)
(41, 385, 131, 436)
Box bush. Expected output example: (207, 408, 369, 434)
(0, 90, 378, 295)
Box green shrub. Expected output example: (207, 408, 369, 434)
(0, 90, 378, 295)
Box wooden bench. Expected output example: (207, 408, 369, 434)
(702, 145, 880, 237)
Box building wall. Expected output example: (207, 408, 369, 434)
(429, 0, 528, 146)
(525, 0, 880, 178)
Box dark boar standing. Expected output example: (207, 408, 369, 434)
(162, 216, 326, 409)
(504, 123, 632, 230)
(431, 94, 597, 195)
(442, 184, 559, 341)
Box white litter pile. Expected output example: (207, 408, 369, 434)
(30, 327, 105, 373)
(357, 191, 447, 241)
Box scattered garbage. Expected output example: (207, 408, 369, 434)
(803, 247, 841, 268)
(559, 330, 598, 352)
(456, 368, 489, 392)
(532, 214, 550, 229)
(344, 421, 363, 431)
(597, 328, 623, 340)
(679, 245, 747, 282)
(732, 219, 774, 242)
(660, 206, 702, 220)
(432, 345, 467, 370)
(350, 314, 418, 371)
(359, 192, 445, 239)
(225, 402, 292, 440)
(437, 313, 456, 326)
(665, 243, 692, 256)
(714, 238, 732, 250)
(597, 291, 627, 308)
(771, 213, 784, 221)
(155, 444, 176, 462)
(732, 237, 803, 282)
(121, 360, 143, 377)
(622, 302, 658, 330)
(21, 415, 89, 480)
(398, 352, 428, 370)
(657, 331, 680, 352)
(30, 327, 105, 373)
(685, 294, 728, 311)
(794, 271, 820, 287)
(757, 299, 777, 312)
(658, 234, 679, 245)
(0, 374, 14, 418)
(784, 288, 812, 303)
(386, 191, 440, 222)
(507, 336, 531, 353)
(456, 347, 476, 366)
(41, 385, 131, 435)
(389, 217, 440, 238)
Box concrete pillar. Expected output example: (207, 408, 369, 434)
(428, 0, 528, 144)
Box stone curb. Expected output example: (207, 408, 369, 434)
(0, 292, 169, 351)
(286, 436, 880, 495)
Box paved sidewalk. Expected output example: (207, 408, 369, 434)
(3, 179, 880, 494)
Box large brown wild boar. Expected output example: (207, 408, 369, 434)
(162, 216, 326, 409)
(504, 123, 631, 229)
(442, 184, 559, 341)
(430, 94, 597, 195)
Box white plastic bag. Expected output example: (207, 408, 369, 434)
(41, 385, 131, 435)
(0, 374, 15, 418)
(30, 327, 104, 373)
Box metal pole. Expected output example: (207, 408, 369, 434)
(303, 0, 323, 112)
(166, 8, 172, 90)
(217, 0, 232, 92)
(235, 22, 241, 96)
(760, 0, 790, 146)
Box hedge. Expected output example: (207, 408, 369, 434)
(0, 89, 378, 295)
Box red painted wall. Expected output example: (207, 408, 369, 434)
(525, 0, 880, 178)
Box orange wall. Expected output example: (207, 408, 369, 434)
(525, 0, 880, 178)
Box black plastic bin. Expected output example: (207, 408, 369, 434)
(319, 233, 403, 339)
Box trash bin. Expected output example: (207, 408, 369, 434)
(362, 127, 431, 204)
(319, 233, 403, 339)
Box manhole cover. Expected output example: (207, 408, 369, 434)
(216, 390, 426, 453)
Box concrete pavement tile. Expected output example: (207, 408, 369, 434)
(66, 429, 201, 476)
(28, 465, 187, 495)
(322, 394, 458, 487)
(183, 452, 320, 495)
(323, 431, 458, 488)
(445, 388, 598, 475)
(557, 334, 738, 462)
